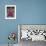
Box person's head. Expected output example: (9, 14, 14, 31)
(7, 7, 14, 13)
(7, 7, 15, 17)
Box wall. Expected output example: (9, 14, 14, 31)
(17, 0, 46, 24)
(0, 0, 46, 44)
(0, 0, 17, 44)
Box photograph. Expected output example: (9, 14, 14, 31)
(5, 5, 16, 19)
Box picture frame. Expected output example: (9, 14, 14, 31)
(5, 5, 16, 19)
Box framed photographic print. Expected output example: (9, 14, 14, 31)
(5, 5, 16, 19)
